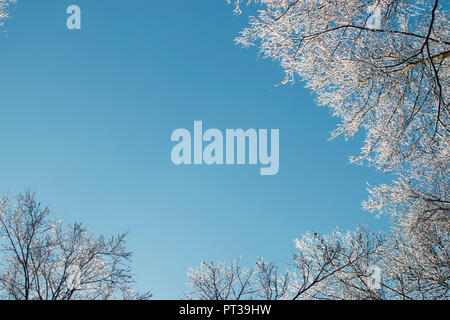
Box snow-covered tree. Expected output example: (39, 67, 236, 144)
(227, 0, 449, 229)
(186, 224, 449, 299)
(185, 257, 259, 300)
(228, 0, 448, 165)
(186, 227, 386, 300)
(0, 0, 15, 28)
(287, 227, 385, 299)
(192, 0, 449, 300)
(0, 191, 151, 300)
(185, 257, 289, 300)
(380, 212, 449, 299)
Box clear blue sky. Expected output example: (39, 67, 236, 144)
(0, 0, 391, 299)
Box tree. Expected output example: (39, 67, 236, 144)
(185, 257, 257, 300)
(0, 0, 15, 28)
(227, 0, 449, 229)
(185, 257, 288, 300)
(186, 224, 449, 299)
(288, 227, 385, 300)
(0, 191, 151, 300)
(186, 0, 450, 300)
(229, 0, 448, 166)
(186, 227, 386, 300)
(380, 212, 449, 299)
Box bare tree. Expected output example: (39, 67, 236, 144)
(0, 191, 151, 300)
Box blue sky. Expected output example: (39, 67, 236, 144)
(0, 0, 391, 298)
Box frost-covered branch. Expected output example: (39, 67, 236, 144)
(0, 0, 16, 29)
(187, 224, 449, 300)
(0, 191, 151, 300)
(228, 0, 449, 243)
(185, 257, 259, 300)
